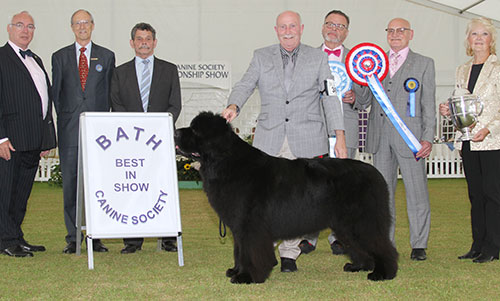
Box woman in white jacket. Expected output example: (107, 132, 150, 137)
(440, 17, 500, 263)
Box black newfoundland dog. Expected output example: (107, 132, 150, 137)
(175, 112, 398, 284)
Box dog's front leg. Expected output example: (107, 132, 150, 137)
(229, 236, 254, 284)
(226, 239, 240, 277)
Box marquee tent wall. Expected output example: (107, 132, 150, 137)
(3, 0, 498, 178)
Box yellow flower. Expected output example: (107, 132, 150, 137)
(184, 163, 191, 170)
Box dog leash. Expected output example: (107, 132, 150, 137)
(219, 218, 227, 244)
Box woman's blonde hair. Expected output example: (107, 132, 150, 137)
(465, 17, 497, 56)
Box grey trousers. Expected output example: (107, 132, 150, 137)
(276, 137, 302, 260)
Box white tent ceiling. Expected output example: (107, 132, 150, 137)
(409, 0, 500, 27)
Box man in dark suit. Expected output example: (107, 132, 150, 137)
(0, 11, 56, 257)
(110, 22, 181, 254)
(52, 9, 115, 254)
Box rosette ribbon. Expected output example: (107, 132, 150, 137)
(404, 78, 419, 117)
(345, 43, 422, 159)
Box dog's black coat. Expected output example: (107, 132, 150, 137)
(175, 112, 398, 284)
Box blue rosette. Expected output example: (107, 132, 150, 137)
(404, 78, 419, 117)
(328, 61, 352, 101)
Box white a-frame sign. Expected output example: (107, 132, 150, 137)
(76, 112, 183, 269)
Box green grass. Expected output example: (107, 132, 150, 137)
(1, 179, 500, 300)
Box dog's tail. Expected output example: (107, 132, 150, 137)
(368, 239, 399, 281)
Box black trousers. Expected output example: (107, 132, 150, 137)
(0, 150, 40, 249)
(462, 142, 500, 256)
(123, 237, 176, 247)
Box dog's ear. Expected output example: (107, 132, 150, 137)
(191, 111, 232, 138)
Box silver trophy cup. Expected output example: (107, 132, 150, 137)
(448, 91, 483, 141)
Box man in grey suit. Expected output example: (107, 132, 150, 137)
(52, 9, 115, 254)
(356, 18, 435, 261)
(222, 10, 346, 273)
(300, 9, 364, 256)
(110, 22, 182, 254)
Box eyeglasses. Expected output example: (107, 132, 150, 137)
(324, 22, 348, 31)
(10, 22, 35, 31)
(385, 27, 411, 35)
(72, 20, 92, 27)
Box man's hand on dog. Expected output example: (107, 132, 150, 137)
(222, 104, 239, 122)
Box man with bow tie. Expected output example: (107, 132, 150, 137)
(0, 11, 56, 257)
(52, 9, 115, 254)
(299, 9, 366, 257)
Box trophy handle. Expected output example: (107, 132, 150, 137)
(476, 98, 484, 116)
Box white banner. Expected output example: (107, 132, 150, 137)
(80, 112, 182, 239)
(177, 61, 231, 90)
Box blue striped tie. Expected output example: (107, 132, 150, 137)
(140, 59, 151, 112)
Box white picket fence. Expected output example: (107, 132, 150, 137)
(356, 143, 464, 178)
(35, 144, 464, 182)
(36, 158, 59, 182)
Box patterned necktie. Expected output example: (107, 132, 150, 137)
(324, 48, 341, 57)
(140, 59, 151, 112)
(79, 47, 89, 91)
(389, 52, 401, 78)
(284, 54, 294, 93)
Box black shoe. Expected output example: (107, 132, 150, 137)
(121, 244, 141, 254)
(280, 257, 298, 272)
(411, 248, 427, 261)
(2, 245, 34, 257)
(473, 254, 499, 263)
(92, 240, 109, 252)
(19, 241, 46, 252)
(458, 250, 481, 260)
(330, 240, 346, 255)
(161, 240, 178, 252)
(63, 242, 76, 254)
(298, 240, 315, 254)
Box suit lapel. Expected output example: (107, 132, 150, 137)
(341, 46, 349, 63)
(87, 44, 101, 92)
(127, 59, 143, 111)
(457, 59, 472, 89)
(4, 43, 32, 79)
(394, 50, 416, 102)
(473, 54, 496, 93)
(149, 57, 161, 107)
(32, 52, 51, 89)
(290, 46, 307, 96)
(66, 44, 81, 90)
(272, 46, 287, 93)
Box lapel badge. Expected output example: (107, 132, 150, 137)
(96, 64, 103, 72)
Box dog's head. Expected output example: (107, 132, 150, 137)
(175, 111, 234, 160)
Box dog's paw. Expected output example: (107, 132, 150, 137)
(367, 271, 385, 281)
(230, 272, 253, 284)
(226, 267, 238, 277)
(343, 263, 362, 272)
